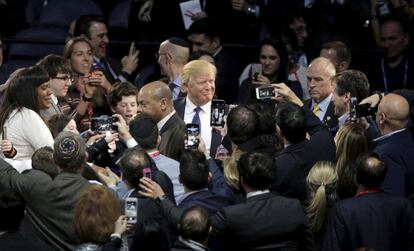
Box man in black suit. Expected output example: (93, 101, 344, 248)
(138, 81, 186, 160)
(174, 60, 221, 159)
(210, 151, 314, 250)
(304, 57, 338, 133)
(273, 83, 336, 202)
(188, 17, 239, 104)
(323, 152, 414, 251)
(74, 15, 139, 84)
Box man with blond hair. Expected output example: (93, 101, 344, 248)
(174, 60, 221, 158)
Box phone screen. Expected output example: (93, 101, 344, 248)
(185, 124, 200, 150)
(251, 64, 262, 81)
(255, 86, 276, 99)
(143, 167, 152, 179)
(125, 198, 138, 223)
(211, 99, 226, 127)
(2, 127, 6, 140)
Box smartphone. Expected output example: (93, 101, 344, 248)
(125, 197, 138, 224)
(256, 86, 276, 99)
(356, 103, 376, 118)
(251, 64, 262, 81)
(185, 124, 200, 150)
(90, 62, 103, 75)
(2, 127, 6, 140)
(143, 167, 152, 179)
(90, 115, 114, 132)
(211, 99, 226, 127)
(349, 97, 358, 122)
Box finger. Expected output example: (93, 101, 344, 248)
(129, 42, 135, 55)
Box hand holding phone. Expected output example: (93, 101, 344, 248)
(185, 124, 200, 150)
(211, 99, 226, 127)
(256, 86, 277, 99)
(125, 197, 138, 224)
(143, 167, 152, 179)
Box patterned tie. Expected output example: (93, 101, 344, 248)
(312, 103, 320, 117)
(192, 107, 202, 132)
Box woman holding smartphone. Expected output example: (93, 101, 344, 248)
(0, 65, 54, 161)
(238, 37, 303, 104)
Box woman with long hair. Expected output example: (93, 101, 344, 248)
(306, 161, 338, 250)
(0, 65, 54, 160)
(335, 123, 370, 199)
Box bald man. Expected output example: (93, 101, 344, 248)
(138, 81, 185, 159)
(373, 93, 414, 199)
(304, 57, 338, 133)
(157, 37, 190, 100)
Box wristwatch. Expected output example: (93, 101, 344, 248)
(82, 94, 93, 102)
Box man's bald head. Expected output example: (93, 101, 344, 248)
(160, 38, 190, 65)
(138, 81, 174, 122)
(377, 93, 409, 133)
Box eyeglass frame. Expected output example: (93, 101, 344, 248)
(54, 74, 75, 83)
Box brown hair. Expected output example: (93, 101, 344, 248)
(63, 36, 92, 60)
(74, 185, 121, 244)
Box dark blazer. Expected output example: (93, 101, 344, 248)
(274, 105, 336, 202)
(323, 193, 414, 251)
(211, 193, 314, 251)
(372, 129, 414, 200)
(214, 48, 240, 104)
(304, 98, 338, 135)
(0, 231, 54, 251)
(174, 98, 222, 159)
(159, 112, 186, 158)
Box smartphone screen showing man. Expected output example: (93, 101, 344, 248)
(210, 99, 226, 127)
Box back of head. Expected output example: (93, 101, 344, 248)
(53, 131, 87, 172)
(188, 17, 220, 40)
(107, 81, 137, 108)
(332, 70, 370, 102)
(355, 152, 387, 189)
(38, 54, 72, 78)
(179, 151, 209, 190)
(32, 146, 58, 178)
(179, 206, 211, 243)
(237, 151, 275, 190)
(306, 161, 338, 233)
(378, 93, 410, 131)
(131, 220, 170, 251)
(227, 105, 260, 145)
(163, 37, 190, 65)
(276, 102, 306, 144)
(74, 185, 120, 244)
(48, 114, 72, 138)
(73, 15, 106, 39)
(119, 148, 156, 189)
(129, 113, 159, 150)
(0, 189, 25, 231)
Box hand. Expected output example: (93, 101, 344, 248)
(112, 114, 132, 142)
(95, 167, 120, 187)
(185, 10, 208, 21)
(114, 215, 127, 236)
(104, 132, 119, 144)
(212, 115, 227, 137)
(252, 74, 270, 85)
(121, 42, 139, 75)
(138, 177, 165, 199)
(86, 133, 106, 145)
(359, 93, 382, 108)
(137, 0, 153, 23)
(86, 71, 111, 93)
(272, 82, 303, 106)
(1, 139, 13, 153)
(231, 0, 249, 12)
(197, 136, 210, 159)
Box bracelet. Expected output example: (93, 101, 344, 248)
(82, 94, 93, 102)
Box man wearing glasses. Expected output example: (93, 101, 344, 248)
(38, 54, 74, 120)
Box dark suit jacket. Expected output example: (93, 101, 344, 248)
(214, 48, 240, 104)
(323, 193, 414, 251)
(174, 98, 222, 159)
(304, 98, 338, 135)
(159, 112, 186, 159)
(275, 105, 336, 202)
(0, 231, 54, 251)
(211, 193, 314, 251)
(372, 129, 414, 200)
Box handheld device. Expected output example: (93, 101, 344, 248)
(185, 124, 200, 150)
(356, 103, 376, 118)
(125, 197, 138, 224)
(256, 86, 276, 99)
(2, 127, 6, 140)
(251, 64, 262, 81)
(143, 167, 152, 179)
(349, 97, 358, 123)
(210, 99, 226, 127)
(90, 115, 114, 132)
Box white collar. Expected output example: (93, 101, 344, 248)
(312, 93, 332, 113)
(213, 46, 223, 57)
(374, 128, 406, 142)
(157, 110, 176, 131)
(246, 189, 270, 199)
(338, 112, 350, 127)
(185, 96, 211, 113)
(51, 94, 58, 105)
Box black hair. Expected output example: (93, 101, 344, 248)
(168, 37, 190, 48)
(119, 148, 157, 189)
(179, 151, 209, 190)
(188, 17, 221, 40)
(131, 220, 170, 251)
(189, 50, 214, 62)
(107, 81, 138, 108)
(238, 151, 275, 190)
(333, 70, 370, 102)
(32, 146, 58, 178)
(38, 54, 72, 78)
(275, 102, 306, 144)
(73, 15, 106, 39)
(180, 206, 211, 243)
(129, 113, 159, 150)
(355, 152, 387, 189)
(259, 37, 289, 82)
(321, 41, 351, 66)
(0, 189, 25, 231)
(227, 105, 260, 145)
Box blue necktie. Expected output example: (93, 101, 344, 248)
(192, 107, 201, 132)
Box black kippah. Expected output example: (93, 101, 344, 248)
(168, 37, 190, 48)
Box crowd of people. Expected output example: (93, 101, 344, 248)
(0, 1, 414, 251)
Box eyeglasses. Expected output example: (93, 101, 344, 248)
(155, 52, 167, 60)
(54, 75, 74, 83)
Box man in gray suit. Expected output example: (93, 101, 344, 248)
(0, 132, 91, 250)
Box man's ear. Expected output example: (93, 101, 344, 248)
(211, 36, 220, 50)
(344, 91, 351, 103)
(338, 61, 348, 72)
(160, 97, 167, 111)
(110, 106, 116, 114)
(156, 135, 161, 147)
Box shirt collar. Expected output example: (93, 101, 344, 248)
(338, 112, 350, 127)
(213, 46, 222, 57)
(51, 94, 58, 105)
(374, 128, 406, 142)
(185, 96, 211, 114)
(157, 110, 176, 131)
(312, 93, 332, 113)
(173, 76, 182, 87)
(246, 189, 270, 199)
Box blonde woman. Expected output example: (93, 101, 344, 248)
(222, 148, 245, 203)
(306, 161, 338, 250)
(335, 123, 369, 199)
